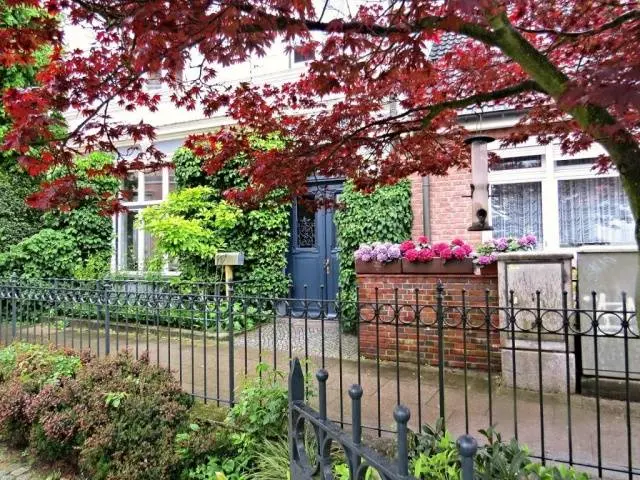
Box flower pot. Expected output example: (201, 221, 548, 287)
(401, 258, 474, 275)
(355, 259, 402, 274)
(474, 262, 498, 277)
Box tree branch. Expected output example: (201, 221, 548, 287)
(515, 10, 640, 38)
(420, 80, 544, 125)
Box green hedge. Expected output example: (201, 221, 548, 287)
(334, 180, 412, 332)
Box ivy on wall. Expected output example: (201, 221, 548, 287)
(0, 153, 118, 279)
(334, 180, 412, 332)
(151, 145, 291, 297)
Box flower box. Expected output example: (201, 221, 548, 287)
(355, 259, 402, 274)
(474, 262, 498, 277)
(401, 258, 474, 275)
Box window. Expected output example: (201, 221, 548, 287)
(556, 157, 597, 167)
(491, 182, 543, 242)
(144, 172, 163, 201)
(123, 173, 138, 202)
(296, 196, 316, 248)
(168, 170, 177, 193)
(558, 177, 634, 247)
(490, 155, 542, 171)
(121, 211, 139, 271)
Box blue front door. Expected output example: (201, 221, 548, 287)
(289, 182, 342, 304)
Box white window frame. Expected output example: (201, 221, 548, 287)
(114, 166, 177, 275)
(486, 141, 634, 251)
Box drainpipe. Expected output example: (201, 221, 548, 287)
(422, 176, 431, 238)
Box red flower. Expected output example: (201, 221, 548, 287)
(432, 242, 448, 255)
(452, 247, 467, 260)
(416, 235, 429, 245)
(399, 240, 415, 253)
(439, 247, 453, 260)
(404, 248, 419, 262)
(417, 248, 435, 262)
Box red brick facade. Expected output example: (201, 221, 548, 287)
(409, 169, 483, 245)
(356, 272, 501, 371)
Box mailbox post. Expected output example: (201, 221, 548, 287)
(215, 252, 245, 297)
(215, 251, 244, 406)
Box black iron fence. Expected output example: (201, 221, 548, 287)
(0, 278, 637, 479)
(288, 357, 479, 480)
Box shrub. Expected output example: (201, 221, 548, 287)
(0, 229, 81, 279)
(171, 146, 291, 297)
(226, 364, 288, 441)
(410, 420, 588, 480)
(0, 343, 81, 447)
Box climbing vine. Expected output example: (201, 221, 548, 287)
(334, 180, 412, 332)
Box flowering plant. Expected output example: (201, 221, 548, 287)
(475, 234, 537, 266)
(401, 236, 473, 263)
(354, 242, 402, 263)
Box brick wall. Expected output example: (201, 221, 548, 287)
(356, 272, 501, 371)
(428, 168, 483, 245)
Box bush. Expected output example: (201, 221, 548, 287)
(334, 180, 412, 332)
(0, 152, 117, 280)
(410, 420, 588, 480)
(170, 146, 291, 297)
(0, 344, 225, 480)
(0, 229, 81, 279)
(0, 343, 81, 447)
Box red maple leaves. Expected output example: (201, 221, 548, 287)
(2, 0, 640, 212)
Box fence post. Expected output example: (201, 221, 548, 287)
(436, 281, 445, 424)
(228, 283, 235, 406)
(288, 358, 304, 480)
(103, 280, 111, 355)
(10, 273, 17, 340)
(394, 405, 411, 477)
(349, 384, 363, 475)
(457, 434, 478, 480)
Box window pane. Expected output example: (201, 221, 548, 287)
(491, 182, 543, 242)
(168, 170, 177, 193)
(122, 211, 139, 270)
(558, 177, 634, 247)
(490, 155, 542, 171)
(144, 172, 163, 201)
(556, 157, 597, 167)
(144, 232, 157, 269)
(296, 196, 316, 248)
(124, 173, 138, 202)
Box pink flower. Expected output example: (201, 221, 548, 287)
(451, 238, 464, 247)
(432, 242, 449, 255)
(452, 247, 467, 260)
(416, 235, 429, 245)
(404, 248, 419, 262)
(438, 246, 453, 260)
(462, 244, 473, 255)
(417, 248, 435, 262)
(399, 240, 415, 253)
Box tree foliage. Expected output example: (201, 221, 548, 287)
(2, 0, 640, 286)
(334, 180, 412, 332)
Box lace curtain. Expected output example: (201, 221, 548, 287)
(490, 182, 543, 242)
(559, 177, 634, 246)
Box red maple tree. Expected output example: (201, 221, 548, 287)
(2, 1, 640, 254)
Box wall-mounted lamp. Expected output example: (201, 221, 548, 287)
(465, 135, 495, 231)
